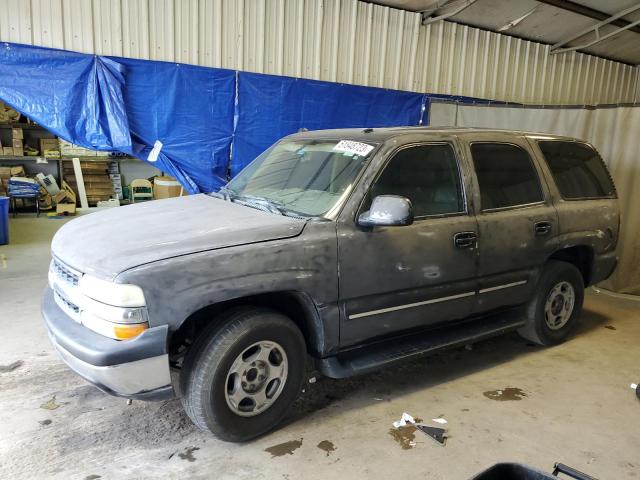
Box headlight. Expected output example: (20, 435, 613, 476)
(79, 274, 146, 307)
(77, 274, 148, 340)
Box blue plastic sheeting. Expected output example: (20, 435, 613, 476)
(1, 42, 501, 193)
(231, 72, 426, 176)
(0, 43, 131, 152)
(115, 58, 235, 192)
(0, 43, 236, 193)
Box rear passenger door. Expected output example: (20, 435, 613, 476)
(462, 133, 558, 313)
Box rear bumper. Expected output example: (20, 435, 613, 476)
(42, 287, 174, 400)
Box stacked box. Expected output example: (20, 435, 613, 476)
(11, 128, 23, 156)
(59, 139, 97, 157)
(108, 161, 123, 199)
(63, 160, 114, 206)
(0, 165, 25, 195)
(40, 138, 61, 158)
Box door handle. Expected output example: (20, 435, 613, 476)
(454, 231, 477, 249)
(534, 221, 552, 236)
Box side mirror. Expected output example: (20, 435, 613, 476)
(358, 195, 414, 228)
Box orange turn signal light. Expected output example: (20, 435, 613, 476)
(113, 322, 149, 340)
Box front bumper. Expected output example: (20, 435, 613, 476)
(42, 287, 174, 400)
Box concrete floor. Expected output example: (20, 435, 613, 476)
(1, 215, 639, 480)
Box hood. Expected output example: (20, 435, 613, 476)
(51, 194, 307, 279)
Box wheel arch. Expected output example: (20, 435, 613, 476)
(548, 245, 594, 286)
(169, 291, 327, 362)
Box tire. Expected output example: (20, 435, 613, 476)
(180, 307, 306, 442)
(517, 260, 585, 346)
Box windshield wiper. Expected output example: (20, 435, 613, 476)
(233, 194, 287, 216)
(217, 186, 237, 201)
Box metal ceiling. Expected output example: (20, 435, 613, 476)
(370, 0, 640, 64)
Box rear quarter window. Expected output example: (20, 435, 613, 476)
(537, 141, 616, 199)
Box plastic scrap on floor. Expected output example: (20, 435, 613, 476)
(392, 412, 449, 446)
(392, 412, 415, 428)
(415, 424, 448, 446)
(632, 383, 639, 399)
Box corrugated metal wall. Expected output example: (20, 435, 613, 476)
(0, 0, 637, 104)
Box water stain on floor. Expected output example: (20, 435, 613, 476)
(317, 440, 336, 456)
(388, 426, 417, 450)
(605, 325, 617, 330)
(0, 360, 24, 373)
(39, 419, 52, 426)
(178, 446, 200, 462)
(265, 438, 303, 457)
(483, 387, 527, 401)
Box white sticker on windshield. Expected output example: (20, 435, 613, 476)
(333, 140, 374, 157)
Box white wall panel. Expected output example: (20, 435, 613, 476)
(0, 0, 636, 104)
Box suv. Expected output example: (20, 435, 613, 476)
(43, 127, 619, 441)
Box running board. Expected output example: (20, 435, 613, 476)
(317, 311, 526, 379)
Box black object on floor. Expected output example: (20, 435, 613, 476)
(415, 424, 447, 445)
(471, 462, 597, 480)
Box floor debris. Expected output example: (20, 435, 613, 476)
(415, 424, 448, 446)
(632, 383, 639, 399)
(0, 360, 24, 373)
(432, 417, 448, 424)
(392, 412, 415, 428)
(40, 396, 60, 410)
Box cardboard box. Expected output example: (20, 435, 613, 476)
(54, 180, 77, 205)
(12, 146, 24, 156)
(40, 138, 61, 158)
(0, 167, 11, 177)
(59, 139, 97, 157)
(2, 147, 12, 156)
(12, 138, 23, 148)
(11, 127, 23, 139)
(10, 166, 26, 176)
(56, 203, 76, 215)
(154, 176, 183, 199)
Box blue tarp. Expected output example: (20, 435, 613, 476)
(0, 43, 235, 193)
(0, 42, 498, 193)
(0, 43, 131, 152)
(231, 72, 426, 176)
(114, 58, 235, 193)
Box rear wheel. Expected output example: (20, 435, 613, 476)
(518, 260, 584, 346)
(180, 307, 306, 442)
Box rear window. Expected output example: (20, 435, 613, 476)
(470, 143, 544, 210)
(537, 141, 615, 199)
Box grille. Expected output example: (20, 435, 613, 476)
(52, 258, 80, 286)
(54, 290, 80, 314)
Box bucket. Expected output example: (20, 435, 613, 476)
(0, 196, 8, 245)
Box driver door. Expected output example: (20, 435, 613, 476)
(337, 139, 479, 347)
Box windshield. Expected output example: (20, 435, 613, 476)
(224, 139, 376, 217)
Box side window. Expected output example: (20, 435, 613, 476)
(366, 143, 464, 217)
(470, 143, 543, 210)
(537, 141, 615, 199)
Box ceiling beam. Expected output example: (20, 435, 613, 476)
(536, 0, 640, 34)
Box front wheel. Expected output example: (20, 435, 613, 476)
(180, 307, 306, 442)
(518, 260, 585, 346)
